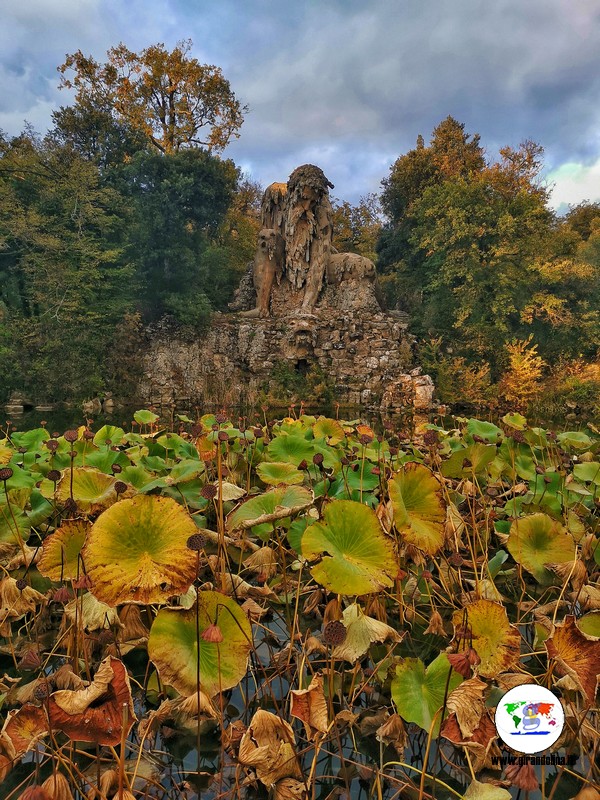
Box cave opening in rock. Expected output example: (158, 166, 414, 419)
(295, 359, 309, 376)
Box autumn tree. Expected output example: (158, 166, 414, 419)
(58, 40, 245, 154)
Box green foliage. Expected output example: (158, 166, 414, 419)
(377, 119, 600, 374)
(0, 130, 133, 400)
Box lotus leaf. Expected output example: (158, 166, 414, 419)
(134, 409, 160, 425)
(148, 590, 252, 696)
(256, 461, 305, 486)
(38, 519, 90, 581)
(466, 419, 503, 443)
(452, 600, 521, 677)
(93, 425, 125, 447)
(82, 495, 198, 605)
(577, 612, 600, 638)
(507, 513, 576, 583)
(388, 463, 446, 555)
(441, 444, 496, 478)
(301, 499, 396, 595)
(391, 653, 462, 736)
(331, 602, 403, 661)
(546, 615, 600, 702)
(573, 462, 600, 485)
(266, 434, 315, 465)
(227, 486, 313, 531)
(313, 417, 345, 445)
(57, 467, 118, 511)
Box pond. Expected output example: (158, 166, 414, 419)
(0, 411, 598, 799)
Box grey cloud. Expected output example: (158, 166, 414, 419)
(2, 0, 600, 202)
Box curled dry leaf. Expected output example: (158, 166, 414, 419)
(545, 560, 587, 592)
(18, 787, 52, 800)
(375, 713, 407, 757)
(0, 577, 47, 637)
(424, 610, 446, 636)
(243, 546, 278, 579)
(440, 711, 501, 772)
(238, 709, 302, 787)
(241, 598, 268, 621)
(290, 674, 328, 740)
(495, 672, 535, 692)
(569, 789, 600, 800)
(331, 603, 403, 662)
(0, 729, 17, 783)
(62, 592, 120, 633)
(446, 677, 487, 738)
(274, 778, 308, 800)
(573, 585, 600, 610)
(504, 762, 539, 791)
(40, 772, 74, 800)
(2, 703, 48, 757)
(545, 615, 600, 703)
(48, 656, 136, 745)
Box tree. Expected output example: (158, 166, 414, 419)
(122, 148, 238, 324)
(0, 129, 133, 400)
(58, 40, 245, 154)
(332, 194, 382, 262)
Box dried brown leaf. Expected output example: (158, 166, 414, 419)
(546, 615, 600, 703)
(447, 677, 487, 738)
(238, 709, 301, 787)
(290, 674, 328, 740)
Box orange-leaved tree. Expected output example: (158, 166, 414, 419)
(58, 39, 246, 154)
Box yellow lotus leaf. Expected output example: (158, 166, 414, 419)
(453, 600, 521, 678)
(57, 467, 118, 512)
(148, 590, 252, 697)
(389, 463, 446, 555)
(38, 519, 90, 581)
(82, 495, 198, 606)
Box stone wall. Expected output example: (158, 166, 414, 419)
(139, 304, 415, 408)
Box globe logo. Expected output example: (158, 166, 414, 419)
(495, 684, 565, 754)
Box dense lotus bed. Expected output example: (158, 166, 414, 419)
(0, 411, 599, 799)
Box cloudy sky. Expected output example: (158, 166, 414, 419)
(1, 0, 599, 210)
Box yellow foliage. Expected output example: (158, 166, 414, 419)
(498, 337, 546, 408)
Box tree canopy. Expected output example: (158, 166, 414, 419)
(58, 40, 246, 154)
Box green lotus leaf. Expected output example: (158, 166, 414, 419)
(227, 486, 313, 531)
(507, 513, 576, 583)
(256, 461, 305, 486)
(313, 417, 345, 446)
(466, 419, 503, 443)
(0, 502, 29, 544)
(501, 412, 527, 430)
(577, 612, 600, 638)
(557, 431, 593, 450)
(134, 409, 160, 425)
(388, 463, 446, 555)
(452, 600, 521, 677)
(573, 462, 600, 485)
(93, 425, 126, 448)
(148, 590, 252, 697)
(57, 468, 118, 511)
(266, 434, 315, 466)
(391, 653, 462, 736)
(38, 519, 90, 581)
(10, 429, 50, 453)
(301, 499, 396, 595)
(441, 444, 496, 478)
(82, 495, 198, 606)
